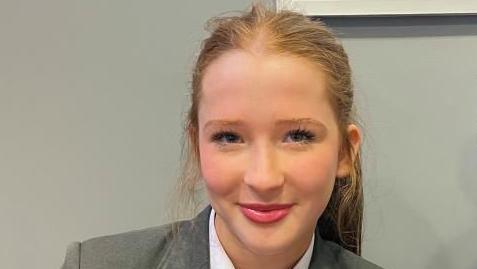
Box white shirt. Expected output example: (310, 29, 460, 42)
(209, 208, 314, 269)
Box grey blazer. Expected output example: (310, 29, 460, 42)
(61, 206, 383, 269)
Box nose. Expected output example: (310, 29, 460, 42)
(243, 143, 285, 193)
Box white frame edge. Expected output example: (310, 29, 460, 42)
(276, 0, 477, 16)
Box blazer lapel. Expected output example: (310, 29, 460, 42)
(307, 230, 337, 269)
(156, 206, 212, 269)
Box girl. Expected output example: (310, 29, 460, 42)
(62, 3, 382, 269)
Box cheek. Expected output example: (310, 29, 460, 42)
(199, 144, 242, 196)
(289, 149, 338, 197)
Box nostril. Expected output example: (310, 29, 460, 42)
(243, 172, 285, 191)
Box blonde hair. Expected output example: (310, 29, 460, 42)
(177, 2, 364, 255)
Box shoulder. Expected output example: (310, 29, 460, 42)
(84, 222, 175, 253)
(310, 236, 383, 269)
(327, 240, 382, 268)
(66, 222, 177, 269)
(61, 207, 212, 269)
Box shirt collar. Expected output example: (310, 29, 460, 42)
(208, 208, 314, 269)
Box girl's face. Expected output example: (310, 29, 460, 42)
(197, 49, 358, 258)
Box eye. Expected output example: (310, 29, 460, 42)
(284, 128, 316, 144)
(210, 131, 242, 144)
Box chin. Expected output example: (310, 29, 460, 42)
(235, 226, 295, 256)
(244, 240, 290, 256)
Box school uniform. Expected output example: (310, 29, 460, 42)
(61, 205, 383, 269)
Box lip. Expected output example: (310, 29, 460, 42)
(239, 203, 293, 224)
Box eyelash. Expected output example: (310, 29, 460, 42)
(210, 128, 316, 145)
(287, 128, 316, 144)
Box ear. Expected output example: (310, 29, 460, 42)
(336, 124, 361, 178)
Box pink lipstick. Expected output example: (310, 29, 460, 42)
(239, 203, 293, 224)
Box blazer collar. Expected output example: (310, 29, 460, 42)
(308, 228, 338, 268)
(163, 205, 340, 269)
(160, 205, 212, 269)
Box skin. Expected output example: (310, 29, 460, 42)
(197, 49, 361, 269)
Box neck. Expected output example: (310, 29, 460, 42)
(215, 216, 313, 269)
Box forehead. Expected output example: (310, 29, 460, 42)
(202, 50, 328, 99)
(199, 50, 334, 126)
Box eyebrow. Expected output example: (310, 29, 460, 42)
(203, 118, 327, 131)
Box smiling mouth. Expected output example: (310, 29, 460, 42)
(238, 203, 293, 224)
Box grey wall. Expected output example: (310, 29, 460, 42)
(0, 1, 251, 268)
(1, 1, 476, 269)
(323, 15, 477, 269)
